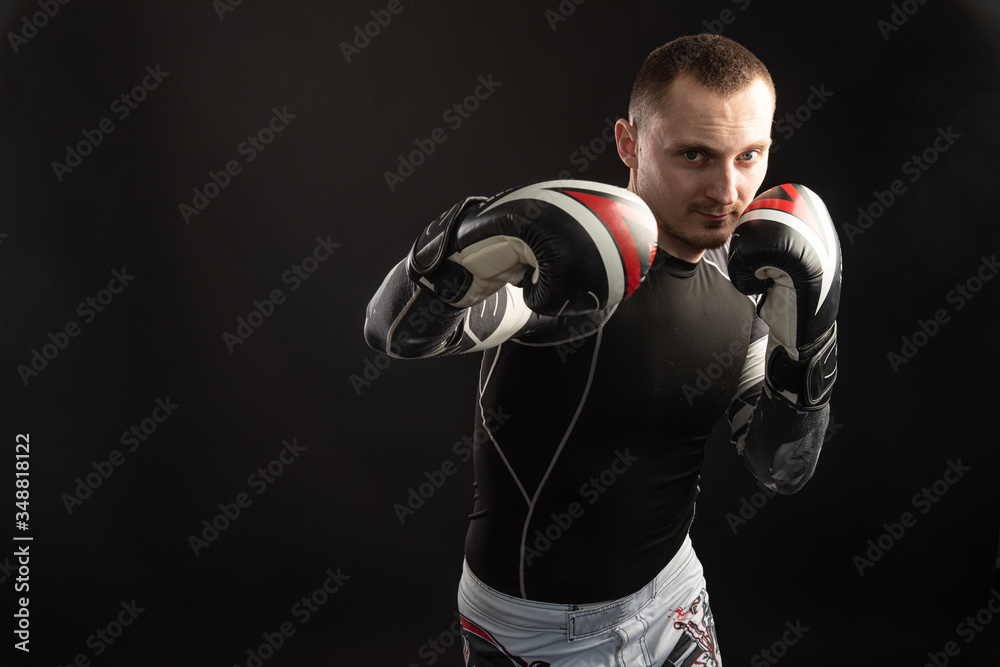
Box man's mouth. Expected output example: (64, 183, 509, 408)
(694, 211, 733, 222)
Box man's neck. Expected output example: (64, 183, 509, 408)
(657, 237, 706, 264)
(625, 176, 706, 263)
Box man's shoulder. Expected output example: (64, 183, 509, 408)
(699, 243, 763, 319)
(700, 245, 732, 281)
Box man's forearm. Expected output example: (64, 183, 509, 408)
(736, 389, 830, 495)
(364, 259, 468, 359)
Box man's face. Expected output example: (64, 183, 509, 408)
(618, 75, 774, 262)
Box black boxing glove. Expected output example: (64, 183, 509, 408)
(728, 183, 842, 409)
(407, 180, 658, 316)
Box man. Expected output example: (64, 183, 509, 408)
(365, 34, 840, 666)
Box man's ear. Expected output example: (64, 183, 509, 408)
(615, 118, 639, 170)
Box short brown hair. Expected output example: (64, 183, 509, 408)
(628, 34, 775, 130)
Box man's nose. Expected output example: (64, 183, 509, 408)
(705, 163, 738, 205)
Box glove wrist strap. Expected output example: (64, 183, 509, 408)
(766, 322, 838, 410)
(406, 197, 487, 303)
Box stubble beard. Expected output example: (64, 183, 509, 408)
(657, 203, 743, 253)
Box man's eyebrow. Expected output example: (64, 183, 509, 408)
(669, 141, 717, 154)
(668, 138, 772, 154)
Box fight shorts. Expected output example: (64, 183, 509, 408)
(457, 535, 721, 667)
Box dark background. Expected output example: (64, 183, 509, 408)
(1, 0, 999, 665)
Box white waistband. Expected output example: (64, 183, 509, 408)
(459, 534, 700, 641)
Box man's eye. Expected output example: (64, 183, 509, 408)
(741, 150, 759, 161)
(683, 150, 700, 161)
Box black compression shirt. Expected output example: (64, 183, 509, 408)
(465, 248, 765, 602)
